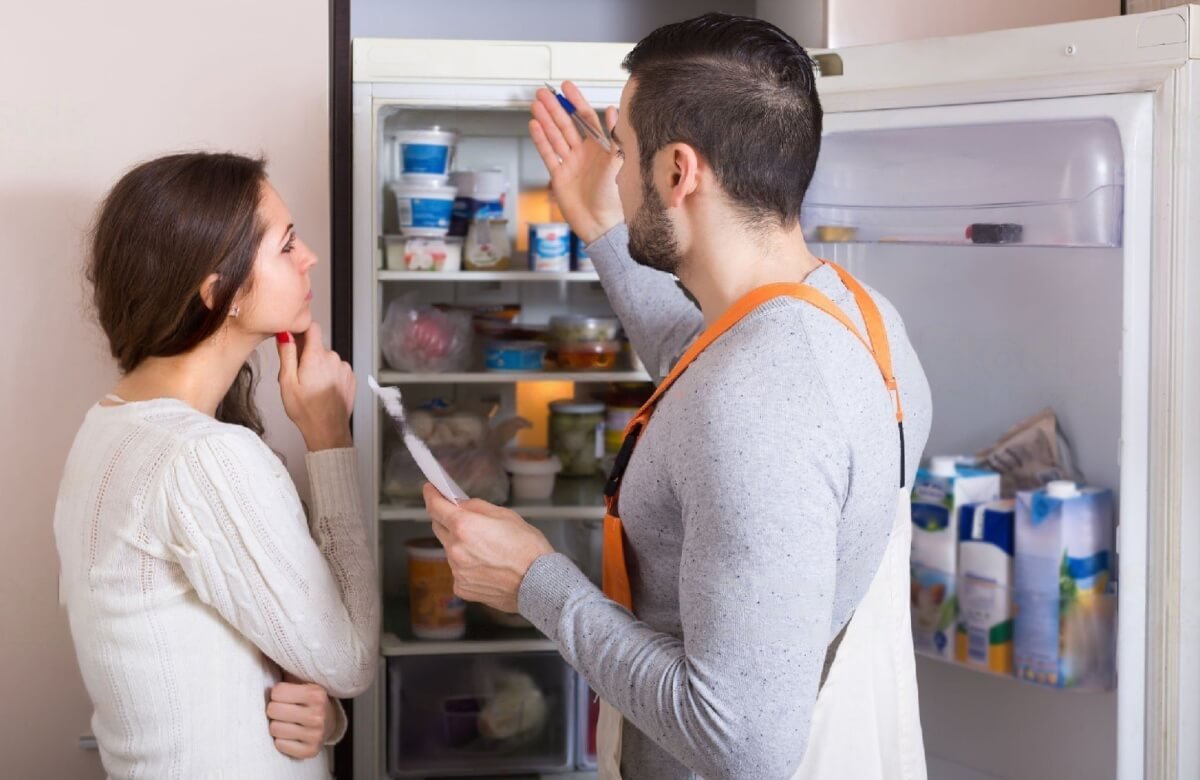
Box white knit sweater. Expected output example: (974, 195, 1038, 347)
(54, 398, 380, 779)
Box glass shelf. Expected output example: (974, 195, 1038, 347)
(381, 475, 608, 522)
(377, 370, 650, 385)
(382, 600, 556, 657)
(379, 269, 601, 283)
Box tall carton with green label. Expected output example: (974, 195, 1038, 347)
(910, 456, 1001, 660)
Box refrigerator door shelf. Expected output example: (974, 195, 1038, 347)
(803, 183, 1122, 248)
(804, 116, 1126, 249)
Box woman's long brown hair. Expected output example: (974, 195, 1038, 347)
(87, 152, 268, 435)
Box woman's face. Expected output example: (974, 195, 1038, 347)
(236, 182, 317, 337)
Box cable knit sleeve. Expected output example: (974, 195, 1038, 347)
(159, 429, 380, 698)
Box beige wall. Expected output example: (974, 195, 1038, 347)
(761, 0, 1119, 49)
(0, 2, 329, 776)
(828, 0, 1119, 48)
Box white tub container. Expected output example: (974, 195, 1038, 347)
(503, 449, 562, 502)
(396, 127, 457, 180)
(391, 180, 457, 237)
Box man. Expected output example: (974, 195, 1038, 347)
(423, 13, 933, 779)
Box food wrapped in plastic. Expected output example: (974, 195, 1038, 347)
(380, 297, 474, 373)
(475, 667, 548, 746)
(383, 405, 530, 504)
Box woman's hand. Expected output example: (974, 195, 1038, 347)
(529, 80, 624, 245)
(266, 675, 339, 759)
(422, 483, 555, 613)
(276, 323, 355, 451)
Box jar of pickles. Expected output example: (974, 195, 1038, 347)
(549, 400, 605, 477)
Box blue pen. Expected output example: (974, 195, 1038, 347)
(544, 82, 613, 152)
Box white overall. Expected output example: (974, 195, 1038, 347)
(597, 492, 927, 780)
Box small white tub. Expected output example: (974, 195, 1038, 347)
(391, 180, 457, 237)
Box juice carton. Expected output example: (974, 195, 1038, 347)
(1014, 481, 1115, 689)
(911, 456, 1002, 659)
(956, 500, 1016, 674)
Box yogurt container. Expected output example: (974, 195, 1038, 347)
(449, 169, 507, 237)
(396, 127, 457, 180)
(528, 222, 571, 272)
(503, 449, 563, 502)
(391, 180, 457, 237)
(406, 538, 466, 640)
(572, 231, 595, 272)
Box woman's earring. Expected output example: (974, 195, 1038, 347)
(229, 304, 240, 318)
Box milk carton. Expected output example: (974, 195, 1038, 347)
(956, 500, 1016, 674)
(910, 456, 1002, 659)
(1014, 481, 1115, 690)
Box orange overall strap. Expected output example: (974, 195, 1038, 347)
(601, 262, 902, 611)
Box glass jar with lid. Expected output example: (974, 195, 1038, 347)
(548, 400, 605, 477)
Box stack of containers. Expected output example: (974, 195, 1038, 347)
(548, 315, 623, 372)
(389, 127, 463, 270)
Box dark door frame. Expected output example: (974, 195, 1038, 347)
(329, 0, 354, 771)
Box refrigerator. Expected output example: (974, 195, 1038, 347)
(349, 7, 1200, 779)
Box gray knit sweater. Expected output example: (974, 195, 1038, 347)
(518, 223, 933, 779)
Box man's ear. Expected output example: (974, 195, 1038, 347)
(666, 143, 700, 209)
(199, 273, 220, 311)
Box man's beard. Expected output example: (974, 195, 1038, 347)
(627, 177, 682, 275)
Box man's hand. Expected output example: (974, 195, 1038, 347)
(422, 483, 554, 613)
(529, 80, 624, 245)
(267, 676, 338, 759)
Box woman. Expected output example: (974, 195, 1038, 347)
(54, 152, 379, 778)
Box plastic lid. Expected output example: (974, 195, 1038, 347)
(558, 340, 621, 354)
(397, 126, 457, 140)
(449, 169, 507, 197)
(487, 340, 546, 352)
(531, 222, 570, 231)
(550, 399, 605, 414)
(391, 179, 457, 196)
(1045, 480, 1080, 499)
(550, 314, 619, 325)
(930, 456, 959, 478)
(503, 449, 563, 476)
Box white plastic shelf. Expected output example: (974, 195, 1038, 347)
(378, 269, 601, 283)
(381, 475, 609, 522)
(377, 370, 651, 384)
(382, 632, 556, 657)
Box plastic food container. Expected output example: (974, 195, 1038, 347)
(391, 180, 457, 237)
(406, 538, 466, 640)
(449, 169, 507, 237)
(555, 340, 621, 371)
(385, 236, 463, 272)
(528, 222, 571, 272)
(571, 232, 595, 272)
(485, 341, 547, 372)
(548, 315, 621, 344)
(464, 218, 512, 271)
(503, 449, 562, 502)
(549, 401, 605, 477)
(604, 403, 641, 455)
(396, 127, 457, 180)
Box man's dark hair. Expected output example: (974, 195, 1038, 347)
(622, 13, 823, 229)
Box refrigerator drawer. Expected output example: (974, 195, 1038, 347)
(386, 652, 575, 777)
